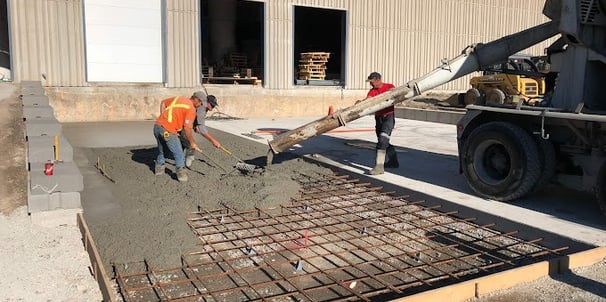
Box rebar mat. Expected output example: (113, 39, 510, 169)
(114, 172, 568, 301)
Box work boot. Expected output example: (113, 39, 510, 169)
(184, 148, 195, 168)
(176, 167, 188, 182)
(385, 145, 399, 168)
(369, 150, 386, 175)
(185, 155, 195, 168)
(154, 162, 165, 176)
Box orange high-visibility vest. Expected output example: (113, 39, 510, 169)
(156, 96, 196, 134)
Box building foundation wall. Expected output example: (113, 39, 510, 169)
(46, 86, 368, 122)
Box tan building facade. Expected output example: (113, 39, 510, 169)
(4, 0, 552, 121)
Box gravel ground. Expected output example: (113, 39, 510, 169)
(466, 258, 606, 302)
(0, 207, 103, 301)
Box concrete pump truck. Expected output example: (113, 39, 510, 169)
(267, 0, 606, 216)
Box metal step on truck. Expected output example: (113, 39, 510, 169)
(267, 0, 606, 216)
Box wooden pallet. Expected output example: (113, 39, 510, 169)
(204, 76, 262, 85)
(228, 52, 248, 68)
(298, 52, 330, 81)
(300, 52, 330, 60)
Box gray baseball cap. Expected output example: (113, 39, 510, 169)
(192, 91, 207, 102)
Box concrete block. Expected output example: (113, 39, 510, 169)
(413, 109, 427, 121)
(426, 110, 439, 123)
(21, 95, 49, 106)
(25, 119, 62, 137)
(29, 161, 83, 193)
(27, 135, 73, 163)
(60, 192, 82, 209)
(29, 203, 82, 225)
(23, 105, 55, 120)
(21, 86, 46, 96)
(21, 80, 43, 87)
(27, 141, 54, 164)
(28, 190, 82, 214)
(27, 187, 49, 212)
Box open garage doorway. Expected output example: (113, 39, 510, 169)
(0, 0, 11, 81)
(200, 0, 264, 86)
(294, 6, 345, 86)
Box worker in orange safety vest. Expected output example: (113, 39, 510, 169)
(153, 94, 203, 182)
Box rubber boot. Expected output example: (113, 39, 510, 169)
(176, 167, 188, 182)
(370, 150, 386, 175)
(385, 145, 399, 168)
(154, 161, 165, 176)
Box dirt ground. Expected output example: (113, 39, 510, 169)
(0, 83, 26, 213)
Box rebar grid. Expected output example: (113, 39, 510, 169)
(115, 172, 568, 302)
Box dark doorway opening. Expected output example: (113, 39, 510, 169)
(0, 0, 10, 81)
(294, 6, 345, 86)
(200, 0, 264, 86)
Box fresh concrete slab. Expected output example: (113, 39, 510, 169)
(62, 117, 606, 247)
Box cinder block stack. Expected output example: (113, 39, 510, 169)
(22, 81, 83, 214)
(297, 52, 330, 80)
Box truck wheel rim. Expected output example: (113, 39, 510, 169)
(473, 140, 511, 186)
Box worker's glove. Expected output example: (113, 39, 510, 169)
(191, 143, 201, 152)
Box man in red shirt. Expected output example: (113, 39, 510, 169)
(362, 72, 398, 175)
(154, 94, 203, 182)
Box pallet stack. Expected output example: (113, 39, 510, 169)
(298, 52, 330, 80)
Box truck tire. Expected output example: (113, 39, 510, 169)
(465, 88, 484, 105)
(532, 137, 556, 193)
(461, 122, 541, 201)
(486, 88, 506, 104)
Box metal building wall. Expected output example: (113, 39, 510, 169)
(10, 0, 85, 86)
(263, 0, 551, 90)
(9, 0, 200, 88)
(9, 0, 551, 91)
(165, 0, 200, 88)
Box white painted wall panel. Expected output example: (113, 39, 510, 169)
(84, 0, 162, 82)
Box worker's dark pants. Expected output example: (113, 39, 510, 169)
(375, 113, 395, 150)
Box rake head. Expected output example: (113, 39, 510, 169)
(235, 162, 257, 173)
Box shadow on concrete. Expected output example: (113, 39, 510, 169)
(274, 133, 606, 233)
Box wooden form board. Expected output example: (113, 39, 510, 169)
(77, 213, 115, 302)
(391, 246, 606, 302)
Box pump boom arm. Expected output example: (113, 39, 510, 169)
(267, 21, 560, 156)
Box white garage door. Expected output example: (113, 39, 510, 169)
(84, 0, 163, 83)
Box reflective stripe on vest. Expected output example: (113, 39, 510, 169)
(165, 96, 191, 123)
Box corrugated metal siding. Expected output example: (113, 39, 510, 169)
(263, 0, 552, 90)
(165, 0, 200, 88)
(10, 0, 85, 86)
(9, 0, 553, 91)
(265, 0, 293, 89)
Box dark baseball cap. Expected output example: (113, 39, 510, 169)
(366, 72, 382, 81)
(207, 95, 218, 108)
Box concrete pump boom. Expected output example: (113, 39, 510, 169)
(266, 21, 560, 160)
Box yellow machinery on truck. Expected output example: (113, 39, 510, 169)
(464, 56, 547, 106)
